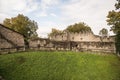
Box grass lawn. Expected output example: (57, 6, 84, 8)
(0, 51, 120, 80)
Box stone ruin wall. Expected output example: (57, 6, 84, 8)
(72, 42, 115, 53)
(0, 25, 24, 47)
(0, 24, 115, 53)
(49, 32, 115, 53)
(50, 32, 114, 42)
(0, 37, 13, 49)
(29, 38, 115, 53)
(29, 38, 54, 50)
(0, 24, 25, 53)
(29, 32, 115, 53)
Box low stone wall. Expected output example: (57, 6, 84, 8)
(0, 46, 25, 54)
(72, 42, 115, 53)
(29, 38, 115, 53)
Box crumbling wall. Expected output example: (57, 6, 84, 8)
(29, 38, 115, 53)
(0, 24, 25, 53)
(50, 32, 115, 42)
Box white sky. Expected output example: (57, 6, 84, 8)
(0, 0, 116, 37)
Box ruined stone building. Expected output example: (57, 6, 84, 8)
(29, 31, 115, 53)
(29, 38, 54, 50)
(0, 24, 25, 53)
(49, 32, 115, 53)
(49, 32, 114, 42)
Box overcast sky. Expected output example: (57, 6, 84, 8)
(0, 0, 116, 37)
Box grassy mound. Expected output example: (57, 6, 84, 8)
(0, 51, 120, 80)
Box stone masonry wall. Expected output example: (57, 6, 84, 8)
(29, 38, 115, 53)
(0, 24, 25, 52)
(50, 32, 114, 42)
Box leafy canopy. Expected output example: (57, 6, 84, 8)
(107, 0, 120, 34)
(3, 14, 38, 39)
(107, 10, 120, 34)
(106, 0, 120, 54)
(48, 28, 63, 37)
(65, 22, 92, 33)
(99, 28, 108, 37)
(48, 22, 92, 37)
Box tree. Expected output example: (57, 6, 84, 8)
(48, 28, 63, 37)
(99, 28, 108, 42)
(99, 28, 108, 37)
(106, 0, 120, 55)
(115, 0, 120, 10)
(107, 11, 120, 33)
(3, 14, 38, 39)
(65, 22, 92, 33)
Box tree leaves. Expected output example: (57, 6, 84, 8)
(115, 0, 120, 10)
(106, 0, 120, 54)
(48, 28, 64, 37)
(48, 22, 92, 37)
(107, 11, 120, 34)
(99, 28, 108, 37)
(65, 22, 92, 33)
(3, 14, 38, 39)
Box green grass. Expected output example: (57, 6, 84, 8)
(0, 51, 120, 80)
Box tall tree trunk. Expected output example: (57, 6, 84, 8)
(115, 32, 120, 55)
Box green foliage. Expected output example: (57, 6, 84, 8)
(115, 0, 120, 10)
(3, 14, 38, 39)
(65, 22, 92, 33)
(48, 28, 64, 37)
(106, 0, 120, 54)
(99, 28, 108, 37)
(48, 22, 92, 37)
(107, 10, 120, 34)
(0, 51, 120, 80)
